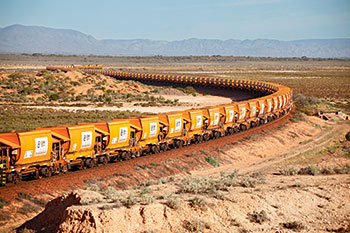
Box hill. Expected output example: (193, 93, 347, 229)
(0, 24, 349, 57)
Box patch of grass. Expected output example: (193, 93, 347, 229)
(248, 210, 268, 224)
(298, 165, 321, 176)
(103, 186, 120, 201)
(205, 156, 220, 167)
(165, 196, 181, 210)
(189, 196, 207, 211)
(239, 175, 265, 187)
(280, 167, 299, 176)
(138, 187, 153, 196)
(139, 194, 155, 205)
(0, 105, 144, 133)
(183, 219, 211, 232)
(212, 190, 227, 200)
(121, 194, 138, 208)
(280, 164, 350, 176)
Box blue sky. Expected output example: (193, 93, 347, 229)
(0, 0, 349, 41)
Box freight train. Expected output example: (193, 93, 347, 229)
(0, 65, 293, 185)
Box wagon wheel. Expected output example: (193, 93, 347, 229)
(196, 135, 203, 143)
(214, 131, 220, 139)
(13, 173, 21, 184)
(132, 150, 141, 158)
(62, 165, 68, 174)
(151, 145, 159, 153)
(79, 160, 85, 170)
(46, 167, 53, 177)
(34, 169, 40, 179)
(260, 119, 265, 125)
(178, 141, 183, 148)
(240, 124, 247, 131)
(120, 151, 127, 160)
(102, 156, 108, 165)
(250, 121, 256, 128)
(160, 143, 167, 152)
(228, 128, 234, 135)
(126, 151, 132, 160)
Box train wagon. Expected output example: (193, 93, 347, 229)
(0, 130, 58, 183)
(236, 103, 250, 131)
(157, 112, 188, 149)
(46, 125, 96, 169)
(220, 104, 238, 135)
(182, 109, 206, 143)
(128, 116, 161, 154)
(203, 107, 225, 139)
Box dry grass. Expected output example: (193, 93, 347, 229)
(0, 105, 144, 132)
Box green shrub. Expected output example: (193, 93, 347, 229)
(49, 93, 59, 101)
(205, 156, 220, 167)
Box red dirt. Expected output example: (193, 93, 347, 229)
(0, 109, 293, 201)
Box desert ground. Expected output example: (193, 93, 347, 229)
(0, 54, 349, 233)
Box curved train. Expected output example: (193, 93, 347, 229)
(0, 64, 293, 185)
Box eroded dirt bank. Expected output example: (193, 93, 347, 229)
(1, 115, 348, 233)
(17, 173, 350, 233)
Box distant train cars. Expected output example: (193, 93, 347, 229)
(0, 65, 293, 185)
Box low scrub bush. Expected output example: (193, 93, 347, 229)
(189, 196, 207, 210)
(280, 167, 299, 176)
(165, 196, 181, 210)
(183, 219, 211, 232)
(205, 156, 220, 167)
(139, 194, 155, 205)
(298, 165, 321, 176)
(282, 221, 305, 230)
(293, 93, 319, 107)
(249, 210, 268, 224)
(121, 194, 138, 208)
(103, 186, 120, 201)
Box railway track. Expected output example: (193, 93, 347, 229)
(0, 105, 293, 200)
(0, 64, 293, 189)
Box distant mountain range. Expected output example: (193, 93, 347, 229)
(0, 24, 349, 58)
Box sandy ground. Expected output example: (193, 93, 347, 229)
(26, 94, 232, 113)
(16, 174, 350, 233)
(2, 115, 349, 233)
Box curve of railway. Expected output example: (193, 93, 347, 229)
(0, 64, 293, 190)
